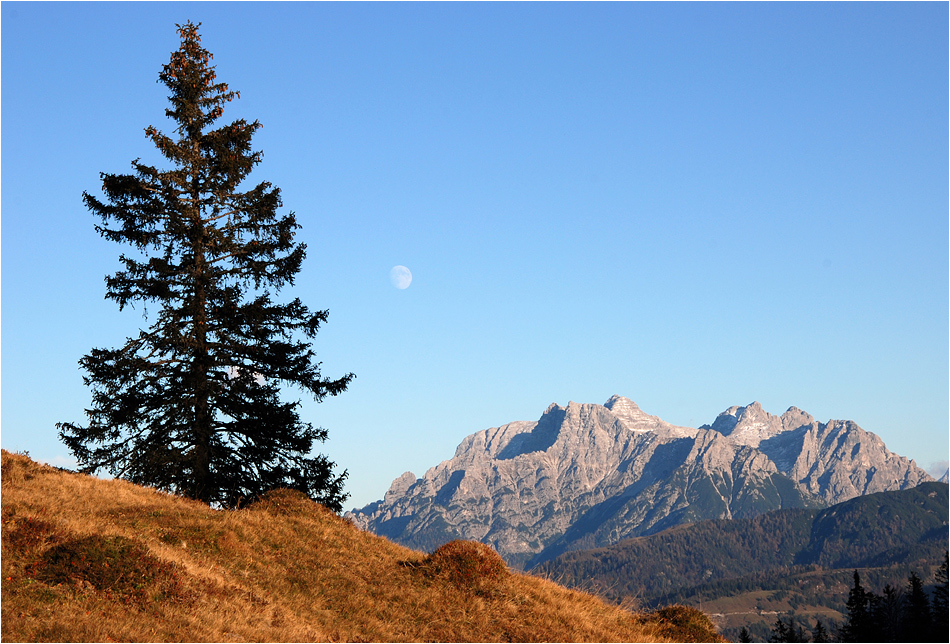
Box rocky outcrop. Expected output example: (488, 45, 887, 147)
(348, 397, 932, 569)
(701, 402, 931, 505)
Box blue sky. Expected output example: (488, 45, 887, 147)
(3, 2, 947, 509)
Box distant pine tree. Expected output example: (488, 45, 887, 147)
(840, 571, 873, 643)
(904, 571, 933, 642)
(57, 22, 353, 510)
(769, 615, 809, 643)
(933, 552, 949, 641)
(811, 619, 829, 643)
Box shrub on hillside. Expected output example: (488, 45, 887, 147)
(31, 535, 181, 603)
(2, 508, 64, 553)
(634, 604, 725, 642)
(246, 488, 336, 517)
(420, 540, 510, 596)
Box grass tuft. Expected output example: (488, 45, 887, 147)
(419, 539, 510, 596)
(634, 604, 725, 642)
(245, 487, 329, 516)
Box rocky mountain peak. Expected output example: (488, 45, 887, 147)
(781, 406, 815, 428)
(604, 394, 640, 413)
(603, 395, 675, 433)
(705, 405, 741, 435)
(703, 401, 814, 448)
(349, 396, 932, 570)
(384, 471, 418, 501)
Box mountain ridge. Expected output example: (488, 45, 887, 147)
(349, 396, 932, 569)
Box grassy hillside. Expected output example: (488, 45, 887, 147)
(0, 450, 723, 642)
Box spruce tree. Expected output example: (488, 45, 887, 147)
(933, 552, 949, 641)
(904, 571, 933, 642)
(57, 22, 354, 510)
(841, 571, 872, 642)
(876, 583, 904, 642)
(768, 615, 809, 643)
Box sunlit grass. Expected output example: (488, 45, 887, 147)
(1, 450, 722, 642)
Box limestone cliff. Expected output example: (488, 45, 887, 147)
(347, 397, 932, 569)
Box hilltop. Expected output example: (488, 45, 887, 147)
(0, 450, 721, 642)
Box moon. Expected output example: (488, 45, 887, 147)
(390, 265, 412, 289)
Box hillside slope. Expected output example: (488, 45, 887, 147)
(0, 450, 721, 643)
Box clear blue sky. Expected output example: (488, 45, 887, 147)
(3, 2, 947, 509)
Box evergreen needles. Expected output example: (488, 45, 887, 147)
(57, 22, 353, 510)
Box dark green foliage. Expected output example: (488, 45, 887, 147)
(875, 583, 905, 642)
(840, 571, 872, 642)
(536, 485, 948, 641)
(769, 615, 809, 642)
(903, 572, 932, 641)
(796, 484, 949, 568)
(831, 567, 947, 643)
(763, 615, 829, 643)
(535, 484, 948, 610)
(732, 620, 779, 643)
(57, 23, 353, 510)
(933, 552, 948, 640)
(533, 507, 817, 601)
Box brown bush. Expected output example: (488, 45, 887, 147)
(634, 604, 725, 643)
(31, 534, 181, 603)
(420, 539, 510, 596)
(2, 507, 64, 553)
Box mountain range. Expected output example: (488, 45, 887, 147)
(348, 396, 933, 569)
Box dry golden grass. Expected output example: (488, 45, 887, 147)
(1, 450, 724, 642)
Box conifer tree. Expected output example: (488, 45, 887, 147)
(841, 571, 873, 642)
(57, 22, 354, 510)
(876, 583, 904, 642)
(933, 552, 949, 640)
(768, 616, 808, 643)
(904, 571, 933, 642)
